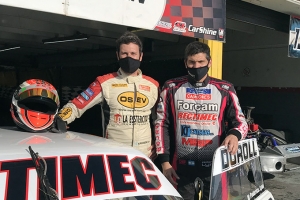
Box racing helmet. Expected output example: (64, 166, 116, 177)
(10, 79, 60, 132)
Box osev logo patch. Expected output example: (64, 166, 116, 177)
(117, 92, 149, 108)
(59, 107, 72, 120)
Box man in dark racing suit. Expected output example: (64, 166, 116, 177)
(155, 41, 248, 200)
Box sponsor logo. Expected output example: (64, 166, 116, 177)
(173, 21, 186, 33)
(169, 83, 175, 87)
(181, 125, 214, 137)
(180, 120, 216, 126)
(59, 107, 72, 120)
(178, 159, 186, 165)
(91, 82, 96, 87)
(85, 87, 94, 96)
(117, 92, 149, 108)
(186, 88, 211, 100)
(219, 28, 224, 39)
(80, 92, 89, 101)
(222, 85, 229, 90)
(113, 114, 149, 125)
(286, 146, 300, 153)
(157, 21, 172, 29)
(195, 82, 203, 87)
(139, 85, 150, 91)
(182, 138, 212, 147)
(114, 114, 122, 125)
(188, 25, 217, 36)
(188, 160, 195, 166)
(157, 105, 163, 110)
(202, 161, 212, 167)
(178, 112, 218, 121)
(177, 100, 218, 111)
(112, 84, 128, 88)
(221, 140, 258, 171)
(76, 96, 85, 104)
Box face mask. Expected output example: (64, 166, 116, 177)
(187, 66, 209, 81)
(119, 57, 141, 73)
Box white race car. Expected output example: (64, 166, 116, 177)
(0, 127, 274, 200)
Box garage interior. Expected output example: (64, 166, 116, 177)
(1, 0, 300, 142)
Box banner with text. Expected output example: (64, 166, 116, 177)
(289, 16, 300, 58)
(0, 0, 226, 42)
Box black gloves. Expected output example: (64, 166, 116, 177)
(50, 115, 67, 133)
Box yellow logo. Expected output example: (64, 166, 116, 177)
(112, 84, 128, 88)
(59, 107, 72, 120)
(117, 92, 149, 108)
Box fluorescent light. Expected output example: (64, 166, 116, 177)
(42, 33, 88, 44)
(0, 46, 20, 52)
(286, 0, 300, 5)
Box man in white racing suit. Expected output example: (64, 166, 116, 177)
(53, 32, 159, 158)
(155, 41, 248, 200)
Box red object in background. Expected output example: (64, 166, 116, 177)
(249, 124, 259, 131)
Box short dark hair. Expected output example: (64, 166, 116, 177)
(116, 31, 143, 53)
(184, 41, 211, 61)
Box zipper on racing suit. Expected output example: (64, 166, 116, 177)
(132, 83, 137, 146)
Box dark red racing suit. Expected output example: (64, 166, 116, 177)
(155, 75, 248, 200)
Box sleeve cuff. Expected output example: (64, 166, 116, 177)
(227, 129, 242, 140)
(158, 154, 169, 164)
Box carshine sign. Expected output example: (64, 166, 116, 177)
(0, 0, 226, 42)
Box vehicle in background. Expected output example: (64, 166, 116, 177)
(244, 106, 300, 173)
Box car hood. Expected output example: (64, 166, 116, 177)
(0, 126, 182, 200)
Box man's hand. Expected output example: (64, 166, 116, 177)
(161, 162, 180, 186)
(148, 144, 157, 161)
(222, 134, 239, 155)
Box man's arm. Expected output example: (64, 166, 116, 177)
(58, 78, 104, 125)
(148, 86, 160, 160)
(155, 82, 179, 185)
(222, 85, 248, 154)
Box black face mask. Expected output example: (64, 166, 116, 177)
(119, 57, 141, 73)
(187, 65, 209, 81)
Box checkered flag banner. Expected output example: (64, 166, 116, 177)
(155, 0, 226, 42)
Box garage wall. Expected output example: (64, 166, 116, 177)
(223, 26, 300, 87)
(223, 24, 300, 142)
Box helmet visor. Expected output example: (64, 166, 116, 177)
(18, 88, 59, 106)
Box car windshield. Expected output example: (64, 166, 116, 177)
(209, 156, 264, 200)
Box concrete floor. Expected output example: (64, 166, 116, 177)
(264, 171, 300, 200)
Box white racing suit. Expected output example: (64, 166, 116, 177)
(155, 75, 248, 200)
(59, 68, 159, 155)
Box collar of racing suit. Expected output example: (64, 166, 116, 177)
(117, 68, 142, 84)
(187, 75, 210, 87)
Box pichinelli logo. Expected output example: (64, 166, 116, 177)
(130, 0, 145, 4)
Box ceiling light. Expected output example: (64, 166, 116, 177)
(0, 46, 20, 52)
(286, 0, 300, 5)
(42, 33, 89, 44)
